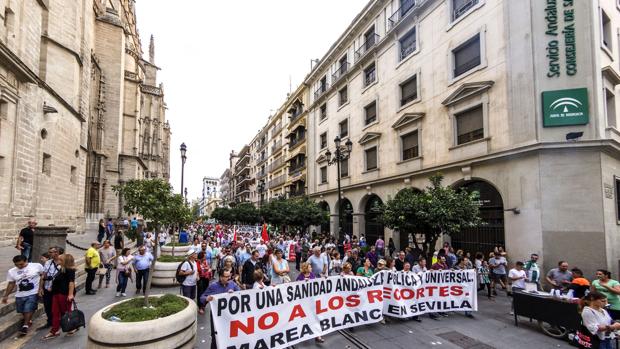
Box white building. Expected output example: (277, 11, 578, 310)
(304, 0, 620, 277)
(199, 176, 220, 216)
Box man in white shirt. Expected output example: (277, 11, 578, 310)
(2, 255, 45, 335)
(179, 251, 199, 301)
(256, 240, 268, 258)
(509, 261, 528, 291)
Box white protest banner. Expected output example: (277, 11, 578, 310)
(371, 270, 477, 318)
(209, 276, 384, 349)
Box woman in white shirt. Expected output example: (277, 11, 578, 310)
(581, 292, 620, 349)
(270, 249, 290, 285)
(115, 248, 133, 297)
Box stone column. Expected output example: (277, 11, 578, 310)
(330, 214, 339, 239)
(32, 226, 68, 260)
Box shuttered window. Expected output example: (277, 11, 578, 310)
(456, 105, 484, 145)
(365, 147, 378, 170)
(401, 131, 419, 160)
(365, 102, 377, 125)
(453, 34, 481, 77)
(400, 75, 417, 106)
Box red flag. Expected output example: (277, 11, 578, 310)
(261, 223, 269, 242)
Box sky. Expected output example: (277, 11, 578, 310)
(134, 0, 369, 200)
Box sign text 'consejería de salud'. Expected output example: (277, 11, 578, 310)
(545, 0, 577, 77)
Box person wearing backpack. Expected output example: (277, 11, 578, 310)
(178, 250, 198, 301)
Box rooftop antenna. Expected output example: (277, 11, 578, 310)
(289, 75, 292, 94)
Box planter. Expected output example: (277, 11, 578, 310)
(152, 261, 181, 287)
(160, 244, 191, 256)
(87, 295, 197, 349)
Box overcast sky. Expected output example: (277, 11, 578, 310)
(135, 0, 368, 200)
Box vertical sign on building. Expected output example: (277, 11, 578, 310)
(544, 0, 577, 78)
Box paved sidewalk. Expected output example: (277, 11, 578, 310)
(0, 231, 101, 277)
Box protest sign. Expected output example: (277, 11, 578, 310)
(371, 270, 477, 318)
(209, 270, 477, 349)
(210, 276, 384, 349)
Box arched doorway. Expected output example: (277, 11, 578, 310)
(339, 198, 353, 238)
(318, 201, 330, 235)
(364, 195, 384, 246)
(451, 180, 505, 256)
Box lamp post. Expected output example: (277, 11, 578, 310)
(257, 180, 265, 207)
(180, 143, 187, 202)
(324, 136, 353, 239)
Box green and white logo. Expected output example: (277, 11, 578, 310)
(542, 88, 589, 127)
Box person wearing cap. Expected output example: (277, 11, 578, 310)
(133, 246, 153, 295)
(375, 259, 388, 272)
(84, 241, 100, 295)
(179, 250, 199, 301)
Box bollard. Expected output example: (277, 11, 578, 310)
(32, 226, 68, 260)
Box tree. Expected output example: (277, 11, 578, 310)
(260, 197, 328, 234)
(191, 201, 201, 220)
(231, 202, 260, 225)
(211, 207, 233, 224)
(113, 179, 191, 306)
(381, 174, 482, 257)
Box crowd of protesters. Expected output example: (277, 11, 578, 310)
(7, 218, 620, 348)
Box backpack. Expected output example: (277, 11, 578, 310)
(175, 261, 193, 284)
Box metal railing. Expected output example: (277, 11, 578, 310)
(388, 0, 416, 30)
(288, 164, 306, 177)
(289, 134, 305, 150)
(271, 123, 282, 137)
(269, 174, 286, 189)
(257, 170, 267, 179)
(256, 154, 268, 165)
(453, 0, 479, 21)
(271, 140, 283, 154)
(268, 157, 285, 172)
(332, 61, 350, 84)
(289, 107, 304, 124)
(289, 188, 306, 198)
(314, 82, 329, 100)
(364, 67, 376, 87)
(355, 33, 380, 62)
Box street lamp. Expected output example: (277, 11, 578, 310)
(257, 180, 265, 207)
(324, 136, 353, 239)
(180, 143, 187, 202)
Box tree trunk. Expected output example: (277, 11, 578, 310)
(143, 224, 160, 307)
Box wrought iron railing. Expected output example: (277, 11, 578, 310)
(314, 82, 329, 100)
(355, 33, 380, 62)
(332, 61, 350, 84)
(388, 0, 416, 30)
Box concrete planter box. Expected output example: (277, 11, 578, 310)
(87, 295, 197, 349)
(152, 261, 180, 287)
(160, 244, 191, 256)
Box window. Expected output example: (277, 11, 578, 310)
(400, 75, 418, 106)
(320, 132, 327, 149)
(456, 105, 484, 145)
(340, 158, 349, 177)
(452, 0, 479, 21)
(320, 103, 327, 120)
(42, 153, 51, 176)
(338, 55, 348, 74)
(339, 86, 348, 106)
(365, 147, 378, 170)
(364, 63, 376, 86)
(70, 166, 77, 184)
(453, 34, 481, 78)
(364, 26, 376, 50)
(320, 76, 327, 91)
(602, 10, 612, 50)
(339, 119, 349, 138)
(606, 88, 617, 128)
(320, 166, 328, 183)
(365, 101, 377, 125)
(401, 131, 419, 160)
(399, 27, 417, 61)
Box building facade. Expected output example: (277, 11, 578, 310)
(301, 0, 620, 277)
(233, 145, 250, 203)
(0, 0, 171, 245)
(199, 176, 220, 216)
(285, 86, 310, 198)
(266, 109, 289, 200)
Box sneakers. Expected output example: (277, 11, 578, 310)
(121, 293, 127, 297)
(116, 292, 121, 297)
(18, 326, 28, 335)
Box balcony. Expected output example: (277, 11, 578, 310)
(237, 175, 252, 185)
(355, 33, 380, 63)
(289, 107, 304, 125)
(288, 134, 305, 151)
(269, 174, 286, 189)
(257, 170, 267, 180)
(332, 61, 350, 84)
(271, 140, 283, 154)
(289, 188, 306, 198)
(268, 157, 286, 173)
(288, 164, 306, 178)
(271, 123, 283, 137)
(256, 154, 268, 166)
(388, 0, 416, 31)
(314, 83, 329, 100)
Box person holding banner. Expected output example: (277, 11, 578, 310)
(200, 269, 240, 349)
(296, 262, 315, 281)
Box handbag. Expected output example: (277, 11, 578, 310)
(61, 300, 86, 332)
(96, 264, 107, 276)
